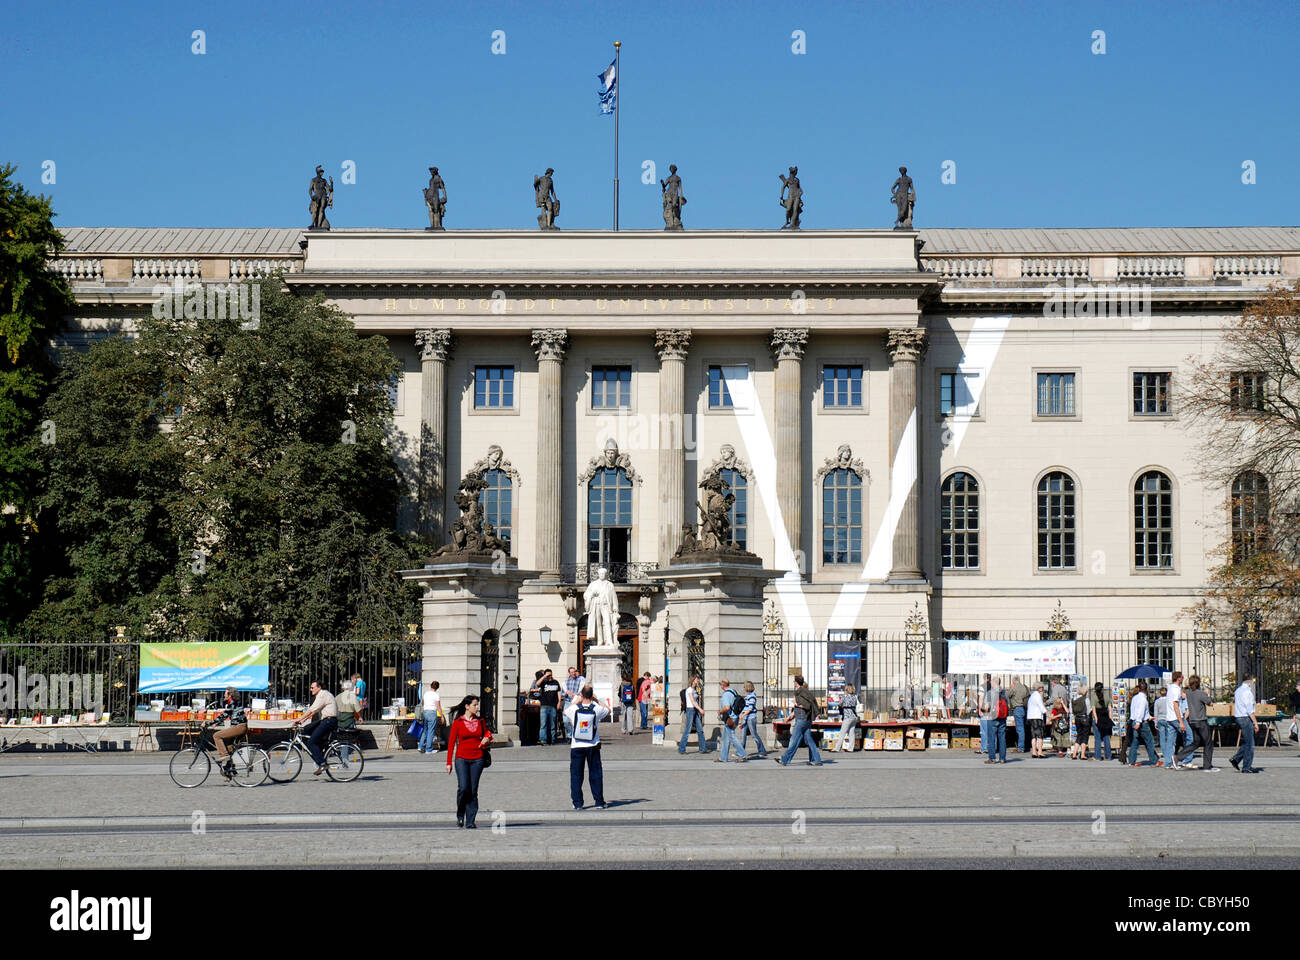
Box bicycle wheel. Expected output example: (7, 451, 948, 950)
(169, 747, 210, 788)
(325, 741, 364, 782)
(266, 743, 302, 783)
(229, 744, 269, 787)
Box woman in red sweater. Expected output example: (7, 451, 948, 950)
(446, 695, 493, 829)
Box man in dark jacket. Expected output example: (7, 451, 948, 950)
(1008, 678, 1031, 753)
(775, 676, 823, 767)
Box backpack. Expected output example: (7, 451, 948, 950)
(729, 691, 745, 718)
(620, 684, 635, 705)
(996, 692, 1008, 720)
(572, 702, 598, 743)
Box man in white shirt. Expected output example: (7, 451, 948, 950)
(676, 676, 708, 754)
(295, 681, 338, 776)
(1026, 683, 1047, 757)
(1161, 672, 1185, 769)
(1229, 673, 1261, 773)
(565, 685, 611, 809)
(1126, 681, 1158, 766)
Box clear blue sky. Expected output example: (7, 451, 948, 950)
(4, 0, 1297, 231)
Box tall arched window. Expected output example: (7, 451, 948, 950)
(683, 628, 706, 688)
(588, 467, 633, 572)
(718, 468, 748, 551)
(1134, 471, 1173, 569)
(940, 472, 980, 570)
(480, 469, 512, 551)
(822, 469, 863, 564)
(1037, 471, 1076, 570)
(1231, 471, 1270, 563)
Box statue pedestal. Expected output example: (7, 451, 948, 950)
(646, 560, 783, 728)
(581, 644, 625, 719)
(400, 560, 537, 741)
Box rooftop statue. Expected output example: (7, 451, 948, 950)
(423, 166, 447, 231)
(534, 168, 560, 230)
(309, 165, 334, 230)
(660, 164, 686, 230)
(891, 166, 915, 229)
(779, 166, 802, 230)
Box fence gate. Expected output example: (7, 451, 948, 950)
(481, 630, 499, 733)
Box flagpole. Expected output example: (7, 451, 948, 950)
(613, 40, 620, 231)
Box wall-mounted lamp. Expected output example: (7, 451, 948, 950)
(540, 626, 552, 648)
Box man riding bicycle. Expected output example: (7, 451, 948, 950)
(211, 686, 249, 778)
(294, 680, 338, 777)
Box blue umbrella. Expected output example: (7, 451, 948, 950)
(1116, 664, 1164, 680)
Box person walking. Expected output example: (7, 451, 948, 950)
(736, 680, 768, 758)
(1162, 671, 1186, 769)
(619, 675, 637, 735)
(983, 676, 1008, 764)
(1228, 673, 1262, 774)
(1153, 685, 1171, 768)
(637, 671, 653, 730)
(836, 684, 861, 752)
(716, 679, 748, 763)
(418, 680, 443, 754)
(1090, 681, 1113, 761)
(1008, 676, 1030, 753)
(1049, 697, 1071, 757)
(1027, 683, 1048, 758)
(978, 674, 993, 756)
(1174, 675, 1217, 771)
(445, 695, 493, 828)
(565, 684, 610, 809)
(1068, 683, 1091, 759)
(677, 676, 709, 754)
(1127, 681, 1158, 766)
(775, 675, 823, 766)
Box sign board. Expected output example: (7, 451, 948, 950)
(139, 642, 270, 693)
(651, 680, 666, 744)
(948, 638, 1076, 674)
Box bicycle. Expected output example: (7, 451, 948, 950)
(266, 723, 365, 783)
(169, 722, 270, 788)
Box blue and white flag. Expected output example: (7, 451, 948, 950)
(597, 58, 617, 116)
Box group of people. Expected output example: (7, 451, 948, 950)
(973, 671, 1270, 773)
(676, 675, 772, 762)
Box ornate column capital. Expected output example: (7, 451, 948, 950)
(654, 328, 693, 363)
(770, 327, 809, 362)
(886, 327, 927, 364)
(415, 327, 454, 362)
(531, 327, 569, 361)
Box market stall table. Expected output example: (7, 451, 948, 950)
(771, 717, 983, 751)
(1205, 714, 1288, 748)
(383, 714, 417, 749)
(0, 722, 111, 754)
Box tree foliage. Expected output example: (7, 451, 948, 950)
(27, 277, 423, 640)
(0, 163, 73, 632)
(1183, 280, 1300, 632)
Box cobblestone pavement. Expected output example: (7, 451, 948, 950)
(3, 735, 1297, 867)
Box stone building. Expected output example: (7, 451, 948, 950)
(52, 226, 1300, 728)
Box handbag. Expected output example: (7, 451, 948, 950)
(481, 746, 492, 768)
(407, 719, 424, 739)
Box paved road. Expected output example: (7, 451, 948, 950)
(3, 736, 1298, 867)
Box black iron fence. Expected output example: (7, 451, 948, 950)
(762, 631, 1300, 721)
(0, 635, 421, 723)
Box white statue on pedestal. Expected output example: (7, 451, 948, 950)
(583, 566, 620, 648)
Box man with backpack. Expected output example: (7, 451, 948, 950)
(715, 679, 748, 763)
(564, 685, 610, 809)
(983, 675, 1008, 764)
(775, 675, 823, 766)
(619, 675, 637, 735)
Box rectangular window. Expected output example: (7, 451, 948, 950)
(1132, 372, 1171, 416)
(822, 365, 863, 408)
(1230, 371, 1265, 414)
(708, 364, 748, 410)
(1136, 630, 1175, 672)
(940, 372, 980, 418)
(385, 375, 400, 410)
(474, 366, 515, 409)
(1036, 372, 1076, 416)
(591, 365, 631, 409)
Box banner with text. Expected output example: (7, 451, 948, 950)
(139, 642, 270, 693)
(948, 638, 1076, 675)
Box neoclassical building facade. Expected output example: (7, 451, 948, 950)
(53, 226, 1300, 713)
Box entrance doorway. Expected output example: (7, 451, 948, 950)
(480, 629, 499, 733)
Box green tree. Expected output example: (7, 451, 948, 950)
(29, 277, 422, 639)
(0, 163, 74, 633)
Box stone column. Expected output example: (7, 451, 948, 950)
(532, 328, 569, 579)
(771, 328, 809, 569)
(415, 328, 454, 542)
(654, 329, 692, 564)
(886, 328, 927, 580)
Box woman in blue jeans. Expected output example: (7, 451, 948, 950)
(1090, 681, 1112, 760)
(418, 680, 442, 754)
(446, 695, 492, 829)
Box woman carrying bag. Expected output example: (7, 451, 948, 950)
(1090, 681, 1113, 760)
(446, 695, 493, 829)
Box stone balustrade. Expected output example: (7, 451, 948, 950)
(230, 257, 300, 279)
(47, 257, 103, 281)
(1215, 255, 1283, 278)
(133, 258, 202, 281)
(1118, 255, 1184, 278)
